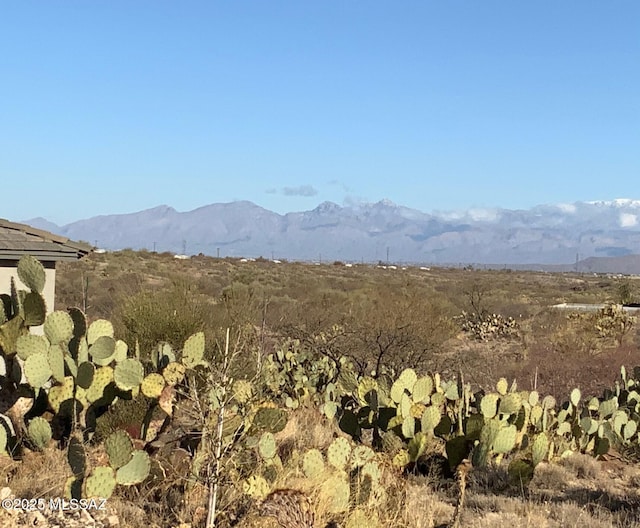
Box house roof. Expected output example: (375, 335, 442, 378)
(0, 219, 92, 261)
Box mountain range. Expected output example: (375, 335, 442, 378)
(20, 199, 640, 271)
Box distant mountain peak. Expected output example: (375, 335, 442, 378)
(147, 204, 176, 213)
(313, 201, 342, 213)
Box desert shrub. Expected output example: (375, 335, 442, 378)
(113, 278, 209, 358)
(278, 282, 457, 376)
(538, 303, 636, 357)
(345, 284, 458, 375)
(219, 280, 268, 328)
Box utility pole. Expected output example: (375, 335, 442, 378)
(386, 246, 390, 265)
(217, 248, 220, 258)
(182, 240, 187, 254)
(153, 241, 156, 252)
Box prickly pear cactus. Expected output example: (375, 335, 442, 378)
(113, 358, 144, 391)
(258, 432, 277, 461)
(105, 430, 134, 469)
(303, 449, 325, 478)
(27, 417, 52, 450)
(84, 466, 116, 499)
(17, 255, 46, 294)
(181, 331, 205, 369)
(328, 437, 351, 470)
(115, 450, 151, 485)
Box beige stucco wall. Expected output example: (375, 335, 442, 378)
(0, 264, 56, 334)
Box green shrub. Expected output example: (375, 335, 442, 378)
(113, 279, 208, 358)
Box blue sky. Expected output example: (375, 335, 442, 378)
(1, 2, 638, 225)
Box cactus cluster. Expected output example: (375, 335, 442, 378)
(242, 431, 384, 517)
(0, 256, 209, 497)
(65, 429, 150, 500)
(262, 337, 348, 409)
(457, 311, 519, 341)
(311, 359, 640, 482)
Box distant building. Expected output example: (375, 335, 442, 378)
(0, 219, 92, 318)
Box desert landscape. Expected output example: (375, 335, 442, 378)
(1, 251, 640, 527)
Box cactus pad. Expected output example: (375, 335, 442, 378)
(322, 474, 350, 513)
(84, 466, 116, 499)
(24, 353, 53, 388)
(402, 415, 415, 439)
(357, 377, 378, 406)
(154, 342, 175, 368)
(181, 331, 205, 368)
(328, 437, 351, 470)
(421, 405, 442, 432)
(68, 308, 87, 338)
(28, 417, 52, 450)
(113, 340, 128, 363)
(243, 475, 270, 499)
(351, 445, 375, 468)
(498, 393, 522, 415)
(570, 388, 581, 407)
(496, 378, 509, 396)
(90, 336, 116, 366)
(85, 366, 114, 403)
(163, 361, 186, 386)
(67, 436, 86, 477)
(23, 292, 46, 326)
(105, 430, 134, 469)
(63, 477, 80, 501)
(480, 393, 499, 418)
(113, 358, 144, 391)
(115, 450, 151, 485)
(48, 343, 66, 383)
(77, 337, 89, 364)
(141, 373, 166, 399)
(44, 311, 74, 344)
(303, 449, 325, 478)
(493, 424, 517, 454)
(412, 376, 434, 403)
(598, 397, 618, 419)
(258, 432, 277, 460)
(16, 334, 49, 360)
(532, 433, 548, 467)
(87, 319, 114, 345)
(347, 509, 381, 528)
(0, 427, 6, 454)
(17, 255, 46, 293)
(252, 407, 288, 434)
(76, 362, 95, 389)
(362, 460, 382, 483)
(541, 395, 556, 410)
(48, 376, 75, 413)
(623, 420, 637, 441)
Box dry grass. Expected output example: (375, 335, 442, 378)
(0, 448, 68, 499)
(37, 252, 640, 526)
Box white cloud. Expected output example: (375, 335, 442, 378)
(619, 213, 638, 227)
(468, 208, 499, 222)
(556, 203, 576, 213)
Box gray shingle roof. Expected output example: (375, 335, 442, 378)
(0, 219, 92, 261)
